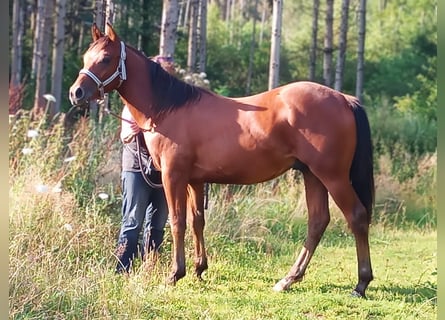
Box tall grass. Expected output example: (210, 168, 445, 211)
(367, 103, 437, 229)
(9, 112, 121, 317)
(9, 110, 436, 318)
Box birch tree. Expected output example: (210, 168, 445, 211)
(309, 0, 319, 81)
(33, 0, 53, 114)
(50, 0, 67, 116)
(268, 0, 282, 90)
(198, 0, 207, 73)
(11, 0, 24, 87)
(356, 0, 366, 101)
(160, 0, 179, 57)
(323, 0, 334, 87)
(95, 0, 106, 30)
(31, 0, 45, 79)
(259, 0, 269, 45)
(88, 0, 105, 121)
(246, 0, 258, 94)
(187, 0, 199, 71)
(334, 0, 350, 91)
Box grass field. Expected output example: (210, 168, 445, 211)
(9, 219, 436, 319)
(9, 114, 436, 319)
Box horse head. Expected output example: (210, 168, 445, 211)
(69, 23, 126, 106)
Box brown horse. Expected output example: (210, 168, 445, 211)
(69, 23, 375, 298)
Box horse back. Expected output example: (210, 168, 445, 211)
(149, 81, 358, 184)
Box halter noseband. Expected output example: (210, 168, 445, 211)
(79, 40, 127, 100)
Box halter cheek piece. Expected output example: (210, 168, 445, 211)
(79, 40, 127, 100)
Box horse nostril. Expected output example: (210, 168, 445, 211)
(74, 87, 84, 100)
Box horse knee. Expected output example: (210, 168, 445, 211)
(171, 217, 187, 236)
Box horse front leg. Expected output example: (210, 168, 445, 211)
(162, 171, 188, 285)
(186, 183, 208, 280)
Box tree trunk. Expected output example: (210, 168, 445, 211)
(259, 0, 268, 45)
(334, 0, 349, 91)
(11, 0, 24, 87)
(198, 0, 207, 73)
(225, 0, 233, 44)
(183, 0, 191, 29)
(31, 0, 45, 79)
(225, 0, 231, 22)
(323, 0, 334, 87)
(139, 0, 152, 52)
(187, 0, 199, 72)
(268, 0, 282, 90)
(356, 0, 366, 102)
(106, 0, 115, 24)
(308, 0, 319, 81)
(89, 0, 107, 122)
(77, 23, 85, 55)
(246, 0, 258, 94)
(159, 0, 179, 57)
(50, 0, 66, 117)
(33, 0, 53, 114)
(95, 0, 106, 30)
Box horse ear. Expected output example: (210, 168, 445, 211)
(105, 22, 119, 42)
(91, 23, 103, 42)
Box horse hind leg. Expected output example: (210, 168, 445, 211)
(322, 175, 373, 298)
(186, 183, 208, 280)
(274, 169, 330, 291)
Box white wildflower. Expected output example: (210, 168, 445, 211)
(52, 182, 62, 193)
(63, 223, 73, 232)
(43, 94, 56, 103)
(35, 184, 49, 193)
(27, 129, 39, 138)
(63, 156, 77, 162)
(98, 192, 109, 200)
(203, 79, 210, 85)
(199, 72, 207, 79)
(22, 148, 33, 155)
(184, 75, 192, 82)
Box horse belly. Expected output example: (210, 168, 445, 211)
(191, 148, 294, 184)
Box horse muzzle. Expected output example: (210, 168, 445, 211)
(69, 81, 97, 106)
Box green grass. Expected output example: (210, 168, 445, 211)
(9, 224, 436, 319)
(9, 113, 436, 319)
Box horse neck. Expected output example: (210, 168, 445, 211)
(117, 49, 156, 130)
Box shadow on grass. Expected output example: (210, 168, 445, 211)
(314, 282, 437, 304)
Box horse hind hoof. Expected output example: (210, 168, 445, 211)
(195, 265, 208, 280)
(166, 275, 177, 286)
(351, 289, 366, 299)
(272, 278, 291, 292)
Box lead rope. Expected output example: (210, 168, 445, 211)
(135, 133, 163, 189)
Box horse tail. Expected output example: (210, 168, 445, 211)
(347, 96, 375, 224)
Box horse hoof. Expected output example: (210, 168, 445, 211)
(273, 278, 290, 292)
(195, 266, 208, 280)
(196, 274, 204, 282)
(351, 290, 366, 299)
(166, 275, 177, 286)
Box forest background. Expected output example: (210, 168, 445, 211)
(9, 0, 437, 318)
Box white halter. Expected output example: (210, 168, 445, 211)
(79, 40, 127, 99)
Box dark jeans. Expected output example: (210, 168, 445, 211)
(115, 170, 168, 273)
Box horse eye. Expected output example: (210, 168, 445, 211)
(101, 56, 111, 64)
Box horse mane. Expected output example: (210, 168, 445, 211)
(125, 45, 209, 117)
